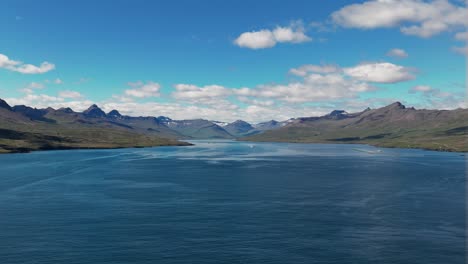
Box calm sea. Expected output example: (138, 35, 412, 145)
(0, 141, 465, 263)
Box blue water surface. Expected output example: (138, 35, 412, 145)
(0, 141, 465, 264)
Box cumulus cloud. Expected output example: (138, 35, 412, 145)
(452, 31, 468, 55)
(27, 82, 45, 89)
(234, 23, 311, 49)
(410, 85, 433, 93)
(172, 84, 230, 101)
(20, 82, 45, 94)
(171, 61, 413, 106)
(455, 31, 468, 41)
(343, 62, 415, 83)
(386, 48, 409, 58)
(5, 93, 93, 112)
(331, 0, 467, 38)
(272, 26, 311, 43)
(6, 94, 63, 107)
(409, 85, 465, 109)
(171, 84, 241, 110)
(237, 96, 275, 107)
(452, 45, 468, 55)
(124, 81, 161, 98)
(234, 30, 276, 49)
(289, 62, 414, 84)
(289, 64, 340, 76)
(100, 99, 339, 123)
(249, 73, 376, 103)
(0, 53, 55, 74)
(58, 90, 83, 99)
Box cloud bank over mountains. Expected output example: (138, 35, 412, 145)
(3, 56, 462, 122)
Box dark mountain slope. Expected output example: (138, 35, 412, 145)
(224, 120, 255, 137)
(242, 102, 468, 152)
(162, 119, 234, 139)
(0, 100, 190, 153)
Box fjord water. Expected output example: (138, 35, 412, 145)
(0, 141, 465, 264)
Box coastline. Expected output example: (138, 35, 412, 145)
(238, 138, 468, 153)
(0, 141, 193, 154)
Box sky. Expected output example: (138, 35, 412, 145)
(0, 0, 466, 122)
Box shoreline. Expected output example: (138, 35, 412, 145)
(238, 139, 468, 154)
(0, 141, 193, 154)
(1, 139, 465, 155)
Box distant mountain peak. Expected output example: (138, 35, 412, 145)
(224, 120, 254, 136)
(58, 107, 74, 113)
(157, 116, 172, 123)
(108, 110, 122, 118)
(253, 120, 283, 131)
(262, 120, 278, 125)
(211, 120, 229, 127)
(12, 105, 55, 122)
(0, 98, 12, 111)
(387, 101, 406, 109)
(326, 110, 349, 120)
(232, 119, 250, 125)
(328, 110, 347, 116)
(83, 104, 106, 118)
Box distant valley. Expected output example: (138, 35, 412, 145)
(0, 98, 467, 153)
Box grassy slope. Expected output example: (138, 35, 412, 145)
(0, 108, 190, 153)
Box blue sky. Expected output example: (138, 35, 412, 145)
(0, 0, 466, 122)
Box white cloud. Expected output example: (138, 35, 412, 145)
(172, 84, 230, 100)
(409, 85, 465, 109)
(54, 78, 63, 84)
(20, 82, 45, 94)
(6, 94, 63, 106)
(272, 26, 311, 43)
(240, 62, 414, 103)
(237, 96, 275, 107)
(5, 93, 93, 112)
(101, 101, 241, 121)
(26, 82, 45, 90)
(0, 53, 55, 74)
(410, 85, 433, 93)
(249, 73, 376, 103)
(289, 64, 340, 76)
(0, 54, 19, 68)
(234, 30, 276, 49)
(100, 99, 337, 123)
(344, 62, 415, 83)
(171, 84, 240, 110)
(59, 90, 83, 99)
(124, 81, 161, 98)
(455, 31, 468, 41)
(386, 48, 409, 58)
(171, 61, 413, 106)
(452, 45, 468, 55)
(331, 0, 467, 38)
(234, 23, 311, 49)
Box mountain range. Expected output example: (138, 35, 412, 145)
(0, 98, 466, 153)
(242, 102, 468, 152)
